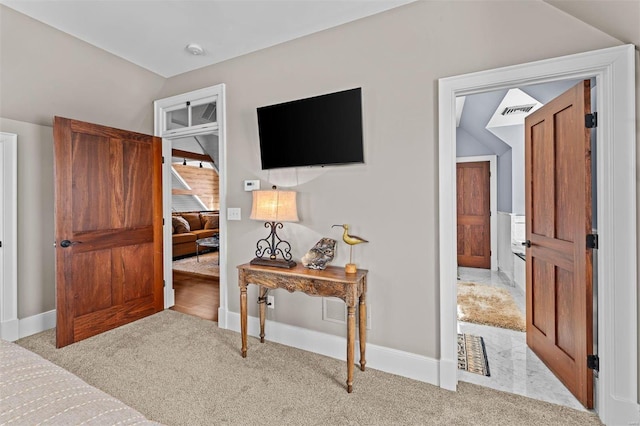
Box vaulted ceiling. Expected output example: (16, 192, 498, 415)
(0, 0, 637, 78)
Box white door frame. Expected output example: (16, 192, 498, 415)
(154, 84, 228, 328)
(456, 155, 497, 271)
(0, 132, 18, 341)
(439, 45, 637, 425)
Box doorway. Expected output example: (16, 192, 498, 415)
(169, 136, 220, 322)
(438, 45, 637, 425)
(454, 81, 591, 409)
(456, 161, 490, 269)
(154, 84, 228, 328)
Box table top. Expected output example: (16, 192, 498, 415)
(237, 262, 367, 283)
(196, 236, 220, 247)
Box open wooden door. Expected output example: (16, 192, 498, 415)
(457, 161, 491, 269)
(54, 117, 163, 348)
(524, 81, 593, 408)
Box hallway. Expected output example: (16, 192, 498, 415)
(457, 267, 587, 412)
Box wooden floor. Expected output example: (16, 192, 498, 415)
(170, 270, 219, 322)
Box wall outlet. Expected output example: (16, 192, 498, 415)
(267, 295, 275, 309)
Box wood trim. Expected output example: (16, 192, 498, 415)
(53, 116, 73, 347)
(172, 148, 213, 163)
(152, 136, 164, 312)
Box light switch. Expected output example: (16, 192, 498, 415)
(227, 208, 241, 221)
(244, 180, 260, 191)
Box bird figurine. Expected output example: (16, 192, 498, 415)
(332, 224, 368, 274)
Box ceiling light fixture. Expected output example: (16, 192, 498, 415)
(185, 43, 204, 56)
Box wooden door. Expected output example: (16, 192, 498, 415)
(524, 81, 593, 408)
(54, 117, 163, 348)
(456, 161, 491, 269)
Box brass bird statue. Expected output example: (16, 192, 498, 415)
(332, 224, 368, 273)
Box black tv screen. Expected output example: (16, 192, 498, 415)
(257, 88, 364, 170)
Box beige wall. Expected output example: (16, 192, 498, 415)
(0, 4, 164, 319)
(0, 5, 164, 133)
(159, 1, 625, 357)
(1, 0, 637, 362)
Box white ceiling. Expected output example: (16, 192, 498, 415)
(0, 0, 415, 78)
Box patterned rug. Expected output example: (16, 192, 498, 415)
(457, 333, 490, 376)
(457, 282, 526, 332)
(172, 252, 219, 278)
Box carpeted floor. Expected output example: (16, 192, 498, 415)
(16, 310, 601, 426)
(457, 281, 526, 331)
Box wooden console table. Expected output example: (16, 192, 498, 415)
(237, 262, 368, 393)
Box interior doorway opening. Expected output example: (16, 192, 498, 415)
(169, 135, 220, 322)
(438, 45, 637, 426)
(154, 84, 228, 329)
(454, 79, 595, 410)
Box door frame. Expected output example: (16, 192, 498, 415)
(438, 45, 637, 425)
(455, 156, 497, 271)
(0, 132, 18, 341)
(154, 84, 228, 328)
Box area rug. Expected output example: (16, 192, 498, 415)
(172, 252, 219, 278)
(458, 333, 490, 376)
(457, 282, 526, 332)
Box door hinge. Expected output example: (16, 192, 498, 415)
(162, 156, 165, 164)
(585, 112, 597, 128)
(163, 218, 165, 225)
(163, 280, 166, 288)
(586, 233, 598, 249)
(587, 354, 599, 371)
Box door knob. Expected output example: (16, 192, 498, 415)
(522, 240, 532, 248)
(59, 240, 80, 248)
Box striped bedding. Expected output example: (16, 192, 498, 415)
(0, 339, 160, 425)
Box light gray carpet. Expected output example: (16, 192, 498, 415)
(17, 310, 601, 426)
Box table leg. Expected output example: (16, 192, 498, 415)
(259, 286, 267, 343)
(359, 294, 367, 372)
(196, 243, 200, 262)
(347, 305, 356, 393)
(240, 285, 247, 358)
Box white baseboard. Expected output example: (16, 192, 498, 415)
(221, 309, 440, 386)
(11, 308, 441, 389)
(0, 318, 19, 341)
(14, 310, 56, 341)
(1, 310, 56, 341)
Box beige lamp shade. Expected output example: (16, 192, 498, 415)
(250, 190, 299, 222)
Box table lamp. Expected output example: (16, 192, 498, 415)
(250, 186, 298, 268)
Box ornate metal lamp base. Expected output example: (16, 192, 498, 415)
(251, 221, 296, 268)
(250, 257, 297, 269)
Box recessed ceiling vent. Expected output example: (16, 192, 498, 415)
(501, 104, 536, 116)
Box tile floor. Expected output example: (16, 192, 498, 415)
(457, 267, 587, 412)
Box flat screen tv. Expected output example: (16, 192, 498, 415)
(257, 88, 364, 170)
